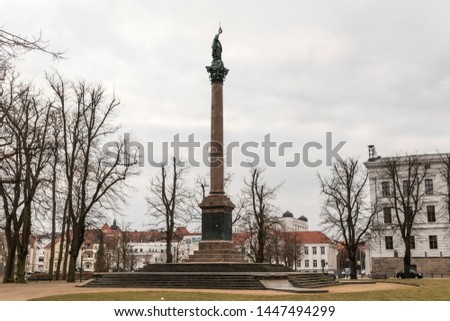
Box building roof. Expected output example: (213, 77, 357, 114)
(232, 232, 250, 246)
(291, 231, 333, 244)
(282, 211, 294, 218)
(298, 215, 308, 222)
(128, 230, 164, 243)
(231, 231, 333, 245)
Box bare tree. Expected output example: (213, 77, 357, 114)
(0, 28, 63, 69)
(319, 158, 376, 279)
(146, 157, 189, 263)
(241, 167, 282, 263)
(119, 223, 133, 271)
(278, 231, 302, 270)
(383, 156, 428, 275)
(94, 231, 108, 272)
(45, 109, 63, 280)
(0, 75, 52, 283)
(47, 72, 138, 282)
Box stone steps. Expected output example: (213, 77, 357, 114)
(288, 274, 337, 288)
(84, 271, 339, 290)
(85, 273, 265, 290)
(139, 263, 293, 273)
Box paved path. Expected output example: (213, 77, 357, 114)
(0, 281, 408, 301)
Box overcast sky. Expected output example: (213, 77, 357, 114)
(4, 0, 450, 232)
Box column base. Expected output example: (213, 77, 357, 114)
(188, 194, 247, 262)
(199, 194, 234, 241)
(185, 241, 247, 263)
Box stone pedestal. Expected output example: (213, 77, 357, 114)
(185, 194, 246, 263)
(185, 241, 247, 263)
(199, 194, 234, 241)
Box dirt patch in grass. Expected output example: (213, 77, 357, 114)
(0, 279, 416, 301)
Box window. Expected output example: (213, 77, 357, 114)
(427, 206, 436, 222)
(320, 246, 325, 255)
(381, 182, 390, 197)
(385, 236, 394, 250)
(410, 236, 415, 250)
(305, 260, 309, 268)
(313, 260, 317, 268)
(312, 247, 317, 255)
(321, 259, 326, 268)
(403, 180, 410, 195)
(425, 179, 433, 195)
(383, 207, 392, 224)
(429, 235, 438, 249)
(304, 247, 309, 255)
(298, 261, 301, 268)
(140, 248, 143, 252)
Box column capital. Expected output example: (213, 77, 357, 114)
(206, 60, 229, 83)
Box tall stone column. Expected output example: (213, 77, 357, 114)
(186, 28, 245, 262)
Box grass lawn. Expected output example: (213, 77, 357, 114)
(32, 278, 450, 301)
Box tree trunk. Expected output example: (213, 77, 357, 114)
(67, 252, 77, 283)
(3, 234, 17, 283)
(62, 216, 71, 280)
(16, 251, 27, 283)
(16, 204, 32, 283)
(55, 204, 68, 280)
(348, 248, 358, 279)
(67, 225, 83, 282)
(165, 235, 173, 263)
(256, 228, 265, 263)
(48, 161, 58, 280)
(403, 236, 411, 275)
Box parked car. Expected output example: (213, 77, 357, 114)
(396, 271, 423, 279)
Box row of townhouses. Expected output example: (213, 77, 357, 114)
(0, 213, 339, 275)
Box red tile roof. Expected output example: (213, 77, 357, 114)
(231, 231, 333, 245)
(292, 231, 333, 244)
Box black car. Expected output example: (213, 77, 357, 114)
(396, 271, 423, 279)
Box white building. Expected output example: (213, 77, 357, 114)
(178, 234, 201, 262)
(129, 240, 174, 268)
(364, 149, 450, 277)
(296, 231, 337, 273)
(28, 235, 51, 273)
(277, 211, 309, 232)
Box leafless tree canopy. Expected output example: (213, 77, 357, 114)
(146, 157, 190, 263)
(319, 158, 375, 279)
(0, 74, 52, 282)
(240, 167, 282, 263)
(0, 29, 64, 69)
(46, 72, 138, 282)
(382, 155, 428, 274)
